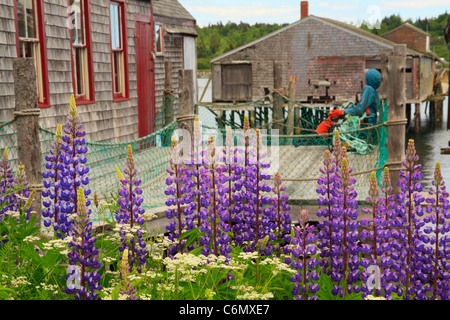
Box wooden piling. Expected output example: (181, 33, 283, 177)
(287, 76, 297, 136)
(12, 58, 42, 228)
(386, 45, 408, 193)
(272, 61, 284, 134)
(164, 61, 175, 126)
(177, 69, 196, 145)
(414, 103, 421, 132)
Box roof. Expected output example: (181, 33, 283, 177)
(382, 22, 430, 37)
(152, 0, 195, 21)
(211, 15, 438, 63)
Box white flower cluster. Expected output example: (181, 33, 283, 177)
(365, 295, 387, 300)
(36, 283, 59, 295)
(236, 286, 274, 300)
(42, 237, 71, 255)
(23, 235, 41, 243)
(9, 276, 31, 288)
(143, 211, 158, 221)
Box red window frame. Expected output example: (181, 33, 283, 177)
(13, 0, 51, 108)
(67, 0, 95, 105)
(109, 0, 129, 101)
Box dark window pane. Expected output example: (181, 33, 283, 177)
(25, 0, 36, 39)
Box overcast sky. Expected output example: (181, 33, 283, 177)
(180, 0, 449, 27)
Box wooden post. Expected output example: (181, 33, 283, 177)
(177, 69, 196, 144)
(287, 76, 297, 136)
(12, 58, 42, 227)
(379, 53, 389, 100)
(272, 62, 284, 134)
(414, 103, 421, 132)
(386, 45, 408, 193)
(164, 61, 174, 126)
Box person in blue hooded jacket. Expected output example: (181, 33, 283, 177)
(327, 68, 381, 127)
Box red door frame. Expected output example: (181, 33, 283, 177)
(135, 13, 156, 138)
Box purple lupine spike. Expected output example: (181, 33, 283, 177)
(198, 135, 231, 257)
(360, 171, 392, 299)
(316, 149, 337, 275)
(116, 145, 147, 272)
(290, 209, 320, 300)
(59, 95, 91, 237)
(329, 156, 361, 298)
(263, 172, 291, 255)
(66, 187, 102, 300)
(396, 139, 425, 299)
(239, 128, 272, 254)
(417, 161, 450, 300)
(165, 137, 196, 255)
(42, 123, 66, 237)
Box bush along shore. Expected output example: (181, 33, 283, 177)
(0, 96, 449, 300)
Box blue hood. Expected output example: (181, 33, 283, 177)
(366, 69, 381, 90)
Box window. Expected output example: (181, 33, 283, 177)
(109, 1, 129, 99)
(15, 0, 50, 107)
(155, 23, 164, 54)
(68, 0, 95, 103)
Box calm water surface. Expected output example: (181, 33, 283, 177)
(406, 97, 450, 190)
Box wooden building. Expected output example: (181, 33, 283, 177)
(152, 0, 198, 129)
(210, 1, 439, 106)
(0, 0, 196, 142)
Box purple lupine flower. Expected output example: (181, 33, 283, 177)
(0, 148, 16, 221)
(191, 117, 204, 229)
(42, 123, 67, 237)
(377, 166, 404, 298)
(290, 209, 320, 300)
(416, 161, 450, 300)
(198, 135, 231, 257)
(66, 187, 102, 300)
(329, 154, 361, 298)
(116, 145, 147, 272)
(395, 139, 425, 299)
(263, 172, 291, 255)
(58, 96, 91, 236)
(360, 171, 392, 299)
(240, 128, 272, 254)
(165, 137, 196, 255)
(316, 149, 337, 275)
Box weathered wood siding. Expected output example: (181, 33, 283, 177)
(212, 16, 433, 104)
(153, 13, 197, 130)
(0, 0, 153, 143)
(0, 2, 18, 122)
(382, 24, 429, 53)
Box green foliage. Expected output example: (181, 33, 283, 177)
(196, 22, 289, 70)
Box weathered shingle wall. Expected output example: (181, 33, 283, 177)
(213, 17, 398, 102)
(0, 0, 152, 143)
(0, 2, 18, 121)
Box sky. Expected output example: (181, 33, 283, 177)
(179, 0, 449, 27)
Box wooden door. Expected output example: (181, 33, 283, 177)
(222, 64, 252, 102)
(135, 14, 155, 137)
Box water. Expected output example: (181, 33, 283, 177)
(406, 97, 450, 190)
(198, 78, 450, 189)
